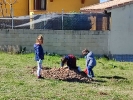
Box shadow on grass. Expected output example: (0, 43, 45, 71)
(45, 78, 107, 84)
(97, 76, 127, 80)
(92, 79, 107, 83)
(36, 76, 107, 84)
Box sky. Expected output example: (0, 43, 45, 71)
(100, 0, 108, 3)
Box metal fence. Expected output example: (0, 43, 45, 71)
(0, 13, 110, 30)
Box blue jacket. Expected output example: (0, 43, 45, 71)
(85, 51, 96, 67)
(34, 44, 44, 61)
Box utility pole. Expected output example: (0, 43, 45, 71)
(62, 9, 64, 30)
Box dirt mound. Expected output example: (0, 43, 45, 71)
(32, 66, 92, 83)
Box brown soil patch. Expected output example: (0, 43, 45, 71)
(31, 66, 92, 83)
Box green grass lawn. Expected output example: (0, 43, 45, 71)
(0, 52, 133, 100)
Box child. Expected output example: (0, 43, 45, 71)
(61, 54, 81, 71)
(82, 49, 96, 78)
(34, 34, 44, 79)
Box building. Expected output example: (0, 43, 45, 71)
(0, 0, 28, 17)
(80, 0, 133, 61)
(0, 0, 99, 17)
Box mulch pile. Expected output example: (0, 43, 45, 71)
(31, 66, 92, 83)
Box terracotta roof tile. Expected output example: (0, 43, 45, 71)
(80, 0, 133, 12)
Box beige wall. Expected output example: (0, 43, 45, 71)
(0, 29, 108, 55)
(108, 3, 133, 54)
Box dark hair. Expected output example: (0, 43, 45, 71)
(61, 56, 67, 63)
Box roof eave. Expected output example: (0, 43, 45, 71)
(80, 9, 105, 13)
(80, 0, 133, 13)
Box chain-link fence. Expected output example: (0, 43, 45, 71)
(0, 13, 110, 30)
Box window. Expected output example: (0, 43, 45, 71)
(34, 0, 46, 10)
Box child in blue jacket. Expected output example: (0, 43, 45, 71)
(34, 35, 44, 79)
(82, 49, 96, 78)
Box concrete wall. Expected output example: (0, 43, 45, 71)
(0, 29, 108, 56)
(108, 3, 133, 55)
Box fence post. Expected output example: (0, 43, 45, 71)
(43, 14, 46, 29)
(62, 9, 64, 30)
(11, 4, 13, 29)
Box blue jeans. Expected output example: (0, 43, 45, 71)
(87, 65, 94, 77)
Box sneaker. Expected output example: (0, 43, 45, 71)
(87, 75, 94, 81)
(87, 75, 92, 78)
(37, 75, 44, 79)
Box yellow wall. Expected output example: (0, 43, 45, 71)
(47, 0, 99, 12)
(0, 0, 28, 17)
(13, 0, 29, 16)
(30, 0, 99, 15)
(0, 0, 99, 17)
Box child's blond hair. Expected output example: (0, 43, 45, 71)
(36, 34, 43, 43)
